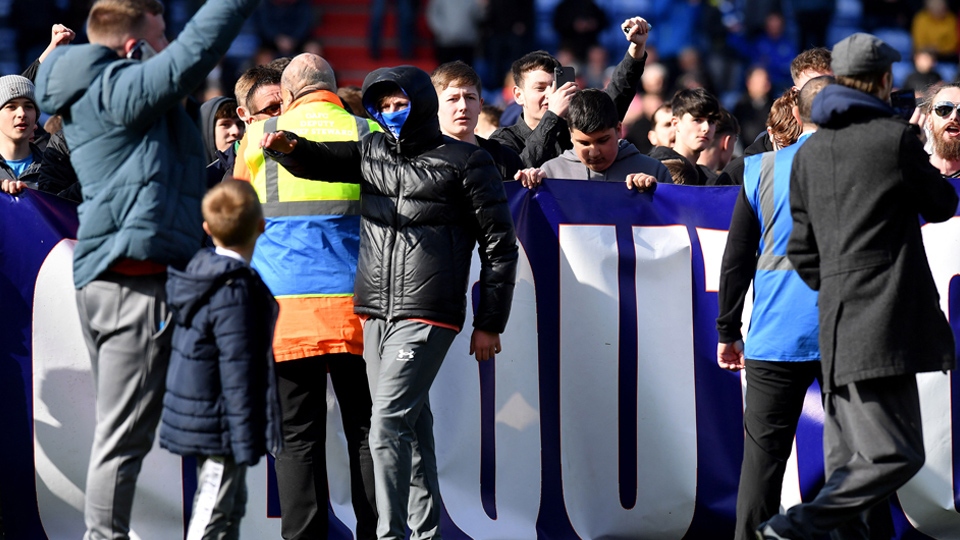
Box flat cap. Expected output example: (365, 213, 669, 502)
(831, 33, 901, 76)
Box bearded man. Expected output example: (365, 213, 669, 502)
(928, 83, 960, 177)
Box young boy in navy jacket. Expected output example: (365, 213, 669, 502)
(160, 179, 282, 539)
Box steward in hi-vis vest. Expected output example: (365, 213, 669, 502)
(235, 90, 380, 361)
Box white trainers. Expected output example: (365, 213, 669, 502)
(756, 524, 790, 540)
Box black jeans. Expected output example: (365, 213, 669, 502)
(735, 359, 821, 540)
(274, 354, 377, 540)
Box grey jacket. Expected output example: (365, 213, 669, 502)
(540, 139, 672, 185)
(788, 84, 957, 390)
(35, 0, 260, 288)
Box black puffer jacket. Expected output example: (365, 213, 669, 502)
(275, 66, 518, 332)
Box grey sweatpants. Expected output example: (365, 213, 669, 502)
(76, 273, 172, 540)
(362, 318, 457, 540)
(763, 374, 925, 539)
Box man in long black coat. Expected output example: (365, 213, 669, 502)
(758, 33, 959, 540)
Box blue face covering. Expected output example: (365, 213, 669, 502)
(379, 106, 411, 139)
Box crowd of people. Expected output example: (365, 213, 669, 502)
(1, 0, 959, 539)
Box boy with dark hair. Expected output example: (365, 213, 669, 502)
(648, 87, 720, 185)
(430, 60, 523, 179)
(647, 102, 675, 149)
(477, 104, 502, 139)
(161, 179, 281, 540)
(200, 97, 244, 184)
(697, 108, 739, 179)
(516, 88, 669, 189)
(491, 16, 652, 168)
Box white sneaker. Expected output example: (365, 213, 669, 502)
(756, 524, 790, 540)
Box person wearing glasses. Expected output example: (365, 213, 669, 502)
(926, 83, 960, 178)
(757, 33, 958, 539)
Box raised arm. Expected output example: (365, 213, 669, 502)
(108, 0, 260, 129)
(605, 17, 650, 121)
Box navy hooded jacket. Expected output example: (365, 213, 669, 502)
(159, 248, 282, 466)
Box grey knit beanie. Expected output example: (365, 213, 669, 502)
(0, 75, 37, 110)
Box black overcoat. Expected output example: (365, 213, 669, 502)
(787, 84, 958, 391)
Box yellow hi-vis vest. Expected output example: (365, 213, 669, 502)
(239, 91, 380, 361)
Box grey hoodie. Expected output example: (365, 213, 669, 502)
(540, 139, 672, 185)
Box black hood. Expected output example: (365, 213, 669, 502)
(200, 96, 236, 164)
(166, 249, 251, 327)
(361, 66, 443, 155)
(811, 84, 894, 128)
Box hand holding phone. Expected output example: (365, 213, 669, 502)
(890, 89, 917, 121)
(127, 39, 158, 62)
(554, 66, 576, 88)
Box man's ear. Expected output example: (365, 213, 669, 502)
(722, 134, 735, 152)
(648, 130, 659, 146)
(671, 115, 679, 127)
(236, 106, 250, 124)
(202, 221, 212, 237)
(791, 105, 802, 127)
(513, 85, 524, 106)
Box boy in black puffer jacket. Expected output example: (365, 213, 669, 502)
(260, 66, 518, 540)
(160, 180, 282, 539)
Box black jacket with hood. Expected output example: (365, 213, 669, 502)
(200, 96, 239, 187)
(272, 66, 519, 333)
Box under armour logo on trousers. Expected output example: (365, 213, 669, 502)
(397, 349, 415, 362)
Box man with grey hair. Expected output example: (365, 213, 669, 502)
(758, 33, 958, 540)
(233, 52, 380, 539)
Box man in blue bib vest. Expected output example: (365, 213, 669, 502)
(716, 75, 833, 540)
